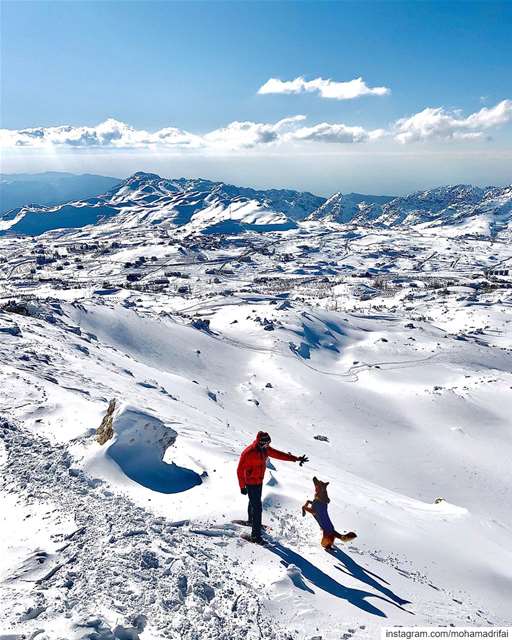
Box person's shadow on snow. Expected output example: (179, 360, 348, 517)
(267, 541, 412, 618)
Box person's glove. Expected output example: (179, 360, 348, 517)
(240, 487, 248, 495)
(297, 455, 309, 466)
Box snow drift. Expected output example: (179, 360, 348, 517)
(102, 405, 202, 494)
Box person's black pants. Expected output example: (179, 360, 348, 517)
(247, 484, 263, 539)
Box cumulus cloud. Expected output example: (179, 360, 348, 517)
(0, 118, 203, 149)
(258, 76, 390, 100)
(290, 123, 386, 144)
(394, 99, 512, 143)
(0, 115, 378, 150)
(0, 117, 307, 151)
(2, 99, 510, 152)
(203, 115, 306, 150)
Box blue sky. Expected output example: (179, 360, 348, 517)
(1, 1, 511, 195)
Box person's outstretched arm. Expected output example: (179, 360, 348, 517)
(268, 447, 309, 465)
(267, 446, 299, 462)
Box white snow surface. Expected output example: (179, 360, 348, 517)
(1, 175, 512, 639)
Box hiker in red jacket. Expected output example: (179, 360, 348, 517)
(237, 431, 308, 543)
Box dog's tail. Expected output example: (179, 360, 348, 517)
(334, 530, 357, 542)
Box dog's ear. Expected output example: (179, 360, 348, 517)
(313, 476, 318, 483)
(325, 482, 330, 486)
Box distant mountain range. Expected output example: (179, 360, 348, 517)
(0, 171, 121, 215)
(311, 184, 512, 236)
(308, 192, 395, 224)
(0, 171, 510, 237)
(0, 172, 324, 236)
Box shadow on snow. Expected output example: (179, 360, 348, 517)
(107, 408, 202, 494)
(267, 541, 413, 618)
(329, 546, 411, 608)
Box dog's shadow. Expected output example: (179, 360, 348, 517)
(328, 546, 411, 607)
(267, 541, 412, 618)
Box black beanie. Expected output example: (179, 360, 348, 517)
(256, 431, 271, 445)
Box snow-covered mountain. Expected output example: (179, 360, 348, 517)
(2, 173, 511, 239)
(0, 172, 325, 236)
(308, 192, 394, 224)
(310, 184, 512, 235)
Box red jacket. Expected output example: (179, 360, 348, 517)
(237, 439, 298, 489)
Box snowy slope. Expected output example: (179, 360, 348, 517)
(1, 182, 511, 639)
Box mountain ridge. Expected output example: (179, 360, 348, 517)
(1, 171, 511, 237)
(308, 183, 512, 235)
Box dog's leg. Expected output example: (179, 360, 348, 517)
(302, 500, 314, 517)
(321, 533, 335, 550)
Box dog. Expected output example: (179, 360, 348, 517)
(302, 476, 357, 550)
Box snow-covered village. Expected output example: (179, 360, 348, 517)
(1, 2, 511, 640)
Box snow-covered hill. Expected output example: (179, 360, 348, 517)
(1, 175, 512, 639)
(308, 192, 394, 224)
(0, 172, 325, 236)
(2, 173, 511, 239)
(1, 290, 511, 639)
(310, 184, 512, 236)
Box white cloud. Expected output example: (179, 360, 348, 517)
(290, 122, 386, 144)
(1, 115, 379, 151)
(203, 115, 306, 150)
(465, 99, 512, 128)
(394, 99, 512, 143)
(258, 76, 390, 100)
(0, 117, 308, 151)
(2, 100, 510, 153)
(0, 118, 203, 149)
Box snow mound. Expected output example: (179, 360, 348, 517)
(102, 406, 202, 494)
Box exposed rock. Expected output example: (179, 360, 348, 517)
(140, 550, 159, 570)
(96, 399, 117, 445)
(0, 325, 22, 337)
(190, 318, 211, 332)
(1, 300, 31, 316)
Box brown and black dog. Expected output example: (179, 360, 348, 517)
(302, 476, 357, 550)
